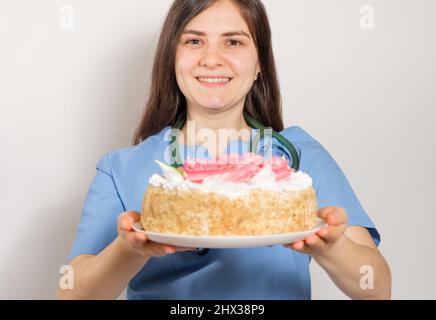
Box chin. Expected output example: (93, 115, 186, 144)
(204, 104, 227, 111)
(197, 100, 230, 111)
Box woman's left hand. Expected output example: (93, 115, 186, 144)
(283, 206, 348, 257)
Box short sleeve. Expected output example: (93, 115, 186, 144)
(280, 127, 381, 246)
(67, 153, 126, 262)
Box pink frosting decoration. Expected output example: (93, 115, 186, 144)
(182, 153, 293, 183)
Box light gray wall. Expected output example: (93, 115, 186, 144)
(0, 0, 434, 299)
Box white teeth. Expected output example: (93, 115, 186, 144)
(198, 77, 231, 84)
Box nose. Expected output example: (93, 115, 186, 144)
(199, 45, 225, 68)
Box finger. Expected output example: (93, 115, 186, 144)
(304, 234, 326, 251)
(118, 216, 133, 231)
(119, 211, 141, 231)
(163, 245, 176, 254)
(290, 240, 304, 250)
(131, 231, 148, 246)
(174, 246, 197, 252)
(317, 225, 347, 243)
(319, 207, 348, 226)
(140, 241, 170, 256)
(126, 231, 148, 249)
(317, 206, 337, 221)
(283, 240, 311, 254)
(140, 242, 189, 257)
(155, 244, 179, 255)
(125, 211, 141, 221)
(157, 244, 196, 253)
(327, 211, 347, 226)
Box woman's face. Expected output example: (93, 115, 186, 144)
(175, 0, 260, 112)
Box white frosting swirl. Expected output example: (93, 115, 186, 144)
(149, 166, 313, 199)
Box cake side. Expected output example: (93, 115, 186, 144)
(142, 185, 317, 236)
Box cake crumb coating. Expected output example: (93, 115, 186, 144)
(141, 186, 318, 236)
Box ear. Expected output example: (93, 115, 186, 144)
(255, 62, 261, 80)
(256, 62, 261, 74)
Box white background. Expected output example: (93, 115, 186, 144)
(0, 0, 435, 299)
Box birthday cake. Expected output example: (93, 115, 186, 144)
(141, 153, 317, 236)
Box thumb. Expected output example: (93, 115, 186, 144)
(118, 211, 141, 231)
(318, 207, 347, 226)
(317, 206, 336, 221)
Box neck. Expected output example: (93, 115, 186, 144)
(180, 103, 252, 157)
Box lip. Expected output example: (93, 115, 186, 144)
(195, 76, 233, 88)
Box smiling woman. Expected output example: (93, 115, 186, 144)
(131, 0, 283, 147)
(61, 0, 391, 301)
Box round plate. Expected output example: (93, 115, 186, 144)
(132, 218, 325, 249)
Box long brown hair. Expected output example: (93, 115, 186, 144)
(132, 0, 283, 145)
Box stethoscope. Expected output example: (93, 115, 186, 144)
(170, 111, 300, 171)
(169, 111, 300, 256)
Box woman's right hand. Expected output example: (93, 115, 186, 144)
(117, 211, 195, 257)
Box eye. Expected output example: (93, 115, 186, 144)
(227, 39, 243, 47)
(185, 39, 202, 46)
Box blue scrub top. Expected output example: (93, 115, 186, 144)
(67, 125, 380, 300)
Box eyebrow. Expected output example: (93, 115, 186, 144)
(182, 29, 251, 39)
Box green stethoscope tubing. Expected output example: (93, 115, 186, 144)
(170, 112, 300, 171)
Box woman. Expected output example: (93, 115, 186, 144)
(59, 0, 391, 299)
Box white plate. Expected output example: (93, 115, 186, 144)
(132, 218, 325, 249)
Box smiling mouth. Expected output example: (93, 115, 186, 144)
(196, 77, 233, 87)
